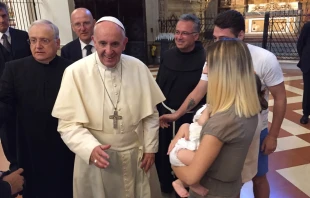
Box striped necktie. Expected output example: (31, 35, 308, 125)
(2, 34, 11, 53)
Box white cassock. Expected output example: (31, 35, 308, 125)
(52, 53, 165, 198)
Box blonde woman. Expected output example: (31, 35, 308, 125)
(170, 40, 262, 198)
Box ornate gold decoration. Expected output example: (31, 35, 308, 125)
(252, 2, 292, 11)
(6, 0, 15, 18)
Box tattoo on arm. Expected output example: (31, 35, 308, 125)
(186, 98, 196, 111)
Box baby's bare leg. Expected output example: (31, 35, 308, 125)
(172, 179, 190, 198)
(173, 179, 209, 197)
(190, 183, 209, 196)
(176, 146, 209, 196)
(177, 149, 195, 166)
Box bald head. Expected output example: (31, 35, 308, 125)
(71, 8, 95, 44)
(71, 8, 93, 20)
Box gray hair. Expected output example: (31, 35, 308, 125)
(0, 2, 8, 14)
(179, 14, 200, 33)
(29, 19, 60, 39)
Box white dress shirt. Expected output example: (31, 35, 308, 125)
(79, 39, 95, 58)
(0, 27, 11, 45)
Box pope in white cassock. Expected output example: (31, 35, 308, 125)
(52, 16, 165, 198)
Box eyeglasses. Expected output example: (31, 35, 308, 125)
(73, 21, 92, 28)
(174, 31, 198, 36)
(27, 38, 54, 45)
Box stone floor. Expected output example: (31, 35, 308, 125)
(1, 67, 309, 198)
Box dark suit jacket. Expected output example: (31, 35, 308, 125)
(0, 27, 31, 172)
(61, 38, 82, 62)
(297, 22, 310, 74)
(0, 180, 11, 198)
(0, 27, 31, 77)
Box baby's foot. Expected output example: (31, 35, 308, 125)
(190, 184, 209, 196)
(172, 180, 190, 198)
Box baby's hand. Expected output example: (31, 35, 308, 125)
(167, 139, 177, 154)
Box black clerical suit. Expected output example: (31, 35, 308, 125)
(61, 38, 83, 62)
(297, 22, 310, 118)
(0, 27, 31, 171)
(0, 56, 75, 198)
(155, 41, 206, 193)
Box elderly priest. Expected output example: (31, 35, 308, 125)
(52, 16, 165, 198)
(0, 19, 74, 198)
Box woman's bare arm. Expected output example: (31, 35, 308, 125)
(172, 135, 223, 185)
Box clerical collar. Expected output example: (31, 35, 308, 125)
(94, 52, 121, 71)
(79, 39, 94, 51)
(33, 55, 58, 65)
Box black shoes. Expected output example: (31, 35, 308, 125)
(300, 115, 309, 124)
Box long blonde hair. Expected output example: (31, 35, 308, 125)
(207, 40, 261, 118)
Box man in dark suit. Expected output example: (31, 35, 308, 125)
(0, 2, 31, 171)
(297, 20, 310, 124)
(0, 2, 31, 76)
(61, 8, 95, 62)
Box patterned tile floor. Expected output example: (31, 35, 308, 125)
(1, 67, 309, 198)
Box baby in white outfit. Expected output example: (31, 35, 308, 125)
(169, 104, 210, 197)
(169, 104, 207, 166)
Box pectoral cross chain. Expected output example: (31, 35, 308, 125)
(109, 109, 122, 128)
